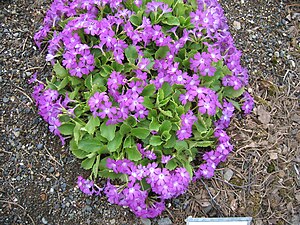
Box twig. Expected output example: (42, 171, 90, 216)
(199, 179, 224, 216)
(0, 149, 12, 154)
(212, 177, 252, 189)
(0, 200, 36, 225)
(44, 146, 63, 167)
(14, 88, 34, 104)
(22, 36, 28, 51)
(24, 67, 44, 72)
(164, 207, 175, 220)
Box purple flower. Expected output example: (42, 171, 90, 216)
(98, 101, 117, 119)
(161, 155, 172, 164)
(104, 180, 120, 204)
(107, 71, 126, 90)
(77, 176, 102, 196)
(242, 91, 254, 114)
(145, 2, 163, 13)
(176, 129, 191, 140)
(28, 72, 38, 84)
(214, 129, 230, 143)
(138, 58, 150, 70)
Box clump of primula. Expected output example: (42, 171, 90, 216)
(32, 0, 254, 218)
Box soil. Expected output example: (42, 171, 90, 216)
(0, 0, 299, 225)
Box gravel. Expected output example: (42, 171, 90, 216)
(1, 0, 299, 224)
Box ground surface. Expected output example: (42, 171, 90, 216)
(0, 0, 299, 224)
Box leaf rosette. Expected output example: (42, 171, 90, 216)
(32, 0, 254, 218)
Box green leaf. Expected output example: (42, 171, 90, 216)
(107, 132, 123, 152)
(84, 116, 100, 135)
(58, 123, 75, 135)
(166, 158, 177, 170)
(85, 74, 93, 89)
(123, 136, 134, 148)
(157, 89, 164, 102)
(142, 96, 154, 109)
(161, 130, 172, 141)
(100, 123, 116, 141)
(175, 105, 184, 115)
(194, 121, 207, 133)
(100, 65, 113, 77)
(164, 135, 176, 148)
(125, 146, 142, 161)
(174, 2, 185, 17)
(120, 123, 132, 135)
(189, 141, 215, 148)
(98, 169, 123, 179)
(159, 120, 172, 133)
(182, 58, 190, 68)
(78, 137, 102, 153)
(125, 116, 137, 127)
(92, 155, 100, 179)
(149, 118, 160, 132)
(125, 45, 138, 64)
(223, 87, 245, 98)
(161, 82, 172, 97)
(162, 16, 180, 26)
(111, 61, 124, 72)
(174, 141, 188, 151)
(132, 128, 150, 139)
(69, 76, 82, 86)
(161, 0, 174, 6)
(95, 58, 102, 69)
(53, 62, 68, 79)
(123, 63, 135, 73)
(183, 161, 193, 178)
(155, 46, 170, 60)
(81, 156, 96, 170)
(74, 122, 82, 144)
(57, 77, 69, 90)
(141, 84, 156, 97)
(149, 135, 163, 146)
(158, 97, 171, 107)
(70, 139, 87, 159)
(130, 15, 142, 26)
(159, 109, 173, 117)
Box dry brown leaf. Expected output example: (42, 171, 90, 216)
(199, 201, 211, 208)
(287, 202, 293, 213)
(40, 193, 47, 201)
(296, 131, 300, 142)
(257, 106, 271, 124)
(230, 199, 238, 211)
(224, 168, 234, 182)
(296, 193, 300, 203)
(269, 152, 278, 160)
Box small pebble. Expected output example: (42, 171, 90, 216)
(37, 143, 43, 149)
(157, 217, 172, 225)
(141, 218, 151, 225)
(42, 217, 48, 224)
(3, 97, 9, 103)
(233, 21, 241, 30)
(48, 167, 55, 173)
(289, 60, 295, 68)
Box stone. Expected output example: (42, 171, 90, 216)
(141, 218, 151, 225)
(42, 217, 48, 224)
(157, 217, 172, 225)
(3, 97, 9, 103)
(233, 21, 241, 30)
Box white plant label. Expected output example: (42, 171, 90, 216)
(186, 217, 252, 225)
